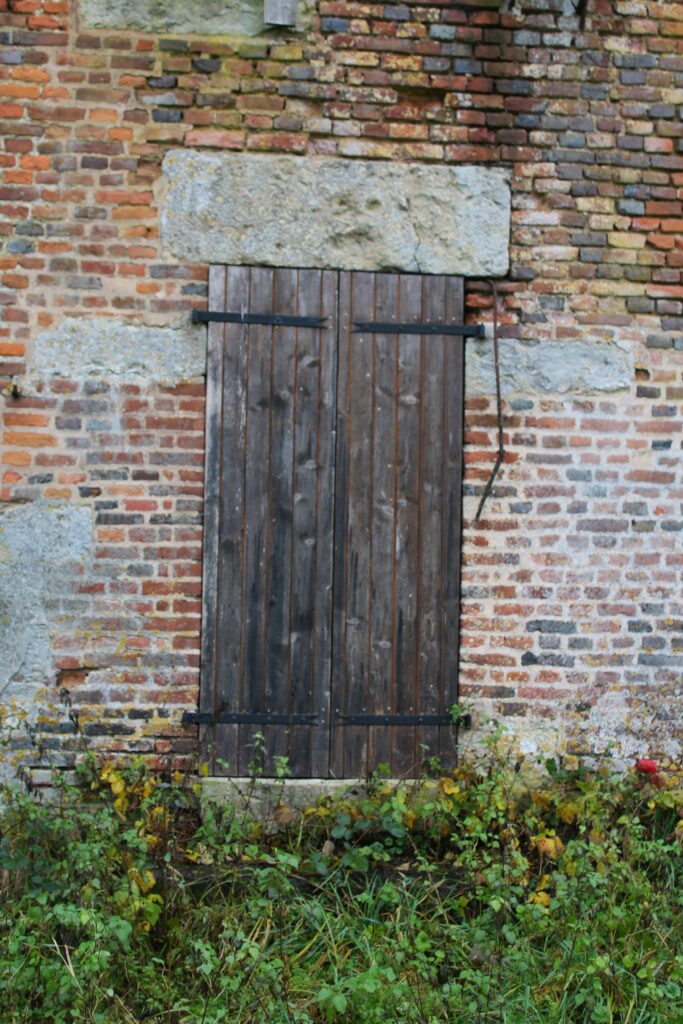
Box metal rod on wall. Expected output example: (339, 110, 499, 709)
(474, 281, 505, 523)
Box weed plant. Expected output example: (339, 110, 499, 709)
(0, 737, 681, 1023)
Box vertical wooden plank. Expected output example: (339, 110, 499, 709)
(330, 271, 351, 779)
(262, 267, 298, 771)
(214, 266, 250, 773)
(391, 274, 423, 777)
(367, 273, 397, 775)
(415, 276, 447, 770)
(199, 265, 227, 772)
(286, 269, 315, 777)
(238, 266, 275, 774)
(343, 271, 376, 778)
(441, 276, 465, 764)
(287, 269, 336, 778)
(310, 270, 337, 777)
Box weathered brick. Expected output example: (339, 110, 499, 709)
(526, 621, 577, 635)
(0, 0, 681, 775)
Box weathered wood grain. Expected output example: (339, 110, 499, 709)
(203, 267, 465, 778)
(199, 265, 227, 772)
(393, 274, 422, 776)
(368, 273, 397, 774)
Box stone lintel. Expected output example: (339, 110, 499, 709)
(160, 150, 511, 278)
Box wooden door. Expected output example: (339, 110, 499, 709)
(199, 265, 338, 776)
(330, 273, 464, 777)
(198, 266, 465, 778)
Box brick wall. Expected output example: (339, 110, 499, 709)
(1, 0, 682, 772)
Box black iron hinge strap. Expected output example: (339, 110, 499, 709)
(182, 711, 318, 726)
(192, 311, 327, 329)
(338, 714, 454, 726)
(353, 321, 484, 337)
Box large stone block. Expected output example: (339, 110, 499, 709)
(0, 504, 93, 779)
(159, 151, 511, 277)
(78, 0, 313, 36)
(465, 336, 631, 396)
(29, 317, 205, 386)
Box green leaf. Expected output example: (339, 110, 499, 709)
(332, 994, 347, 1014)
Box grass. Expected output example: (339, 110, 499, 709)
(0, 742, 681, 1023)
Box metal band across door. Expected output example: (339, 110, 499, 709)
(191, 265, 467, 778)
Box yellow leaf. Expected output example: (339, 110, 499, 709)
(142, 778, 157, 799)
(530, 891, 551, 907)
(534, 834, 564, 860)
(440, 777, 459, 795)
(557, 800, 581, 825)
(114, 794, 129, 818)
(199, 763, 209, 777)
(139, 870, 156, 893)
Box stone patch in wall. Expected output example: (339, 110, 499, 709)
(28, 317, 206, 387)
(78, 0, 314, 36)
(159, 151, 511, 277)
(466, 336, 632, 397)
(0, 504, 94, 778)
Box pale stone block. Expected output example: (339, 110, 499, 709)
(28, 317, 206, 386)
(0, 504, 94, 781)
(78, 0, 314, 35)
(466, 336, 632, 396)
(159, 150, 511, 277)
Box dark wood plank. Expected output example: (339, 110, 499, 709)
(344, 271, 377, 778)
(214, 266, 250, 773)
(330, 271, 352, 778)
(287, 269, 337, 777)
(367, 273, 397, 775)
(238, 266, 275, 774)
(263, 267, 298, 771)
(286, 269, 316, 777)
(392, 273, 423, 777)
(214, 268, 250, 770)
(199, 264, 227, 772)
(309, 270, 338, 777)
(441, 276, 465, 763)
(415, 275, 447, 769)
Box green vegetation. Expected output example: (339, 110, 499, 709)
(1, 736, 682, 1023)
